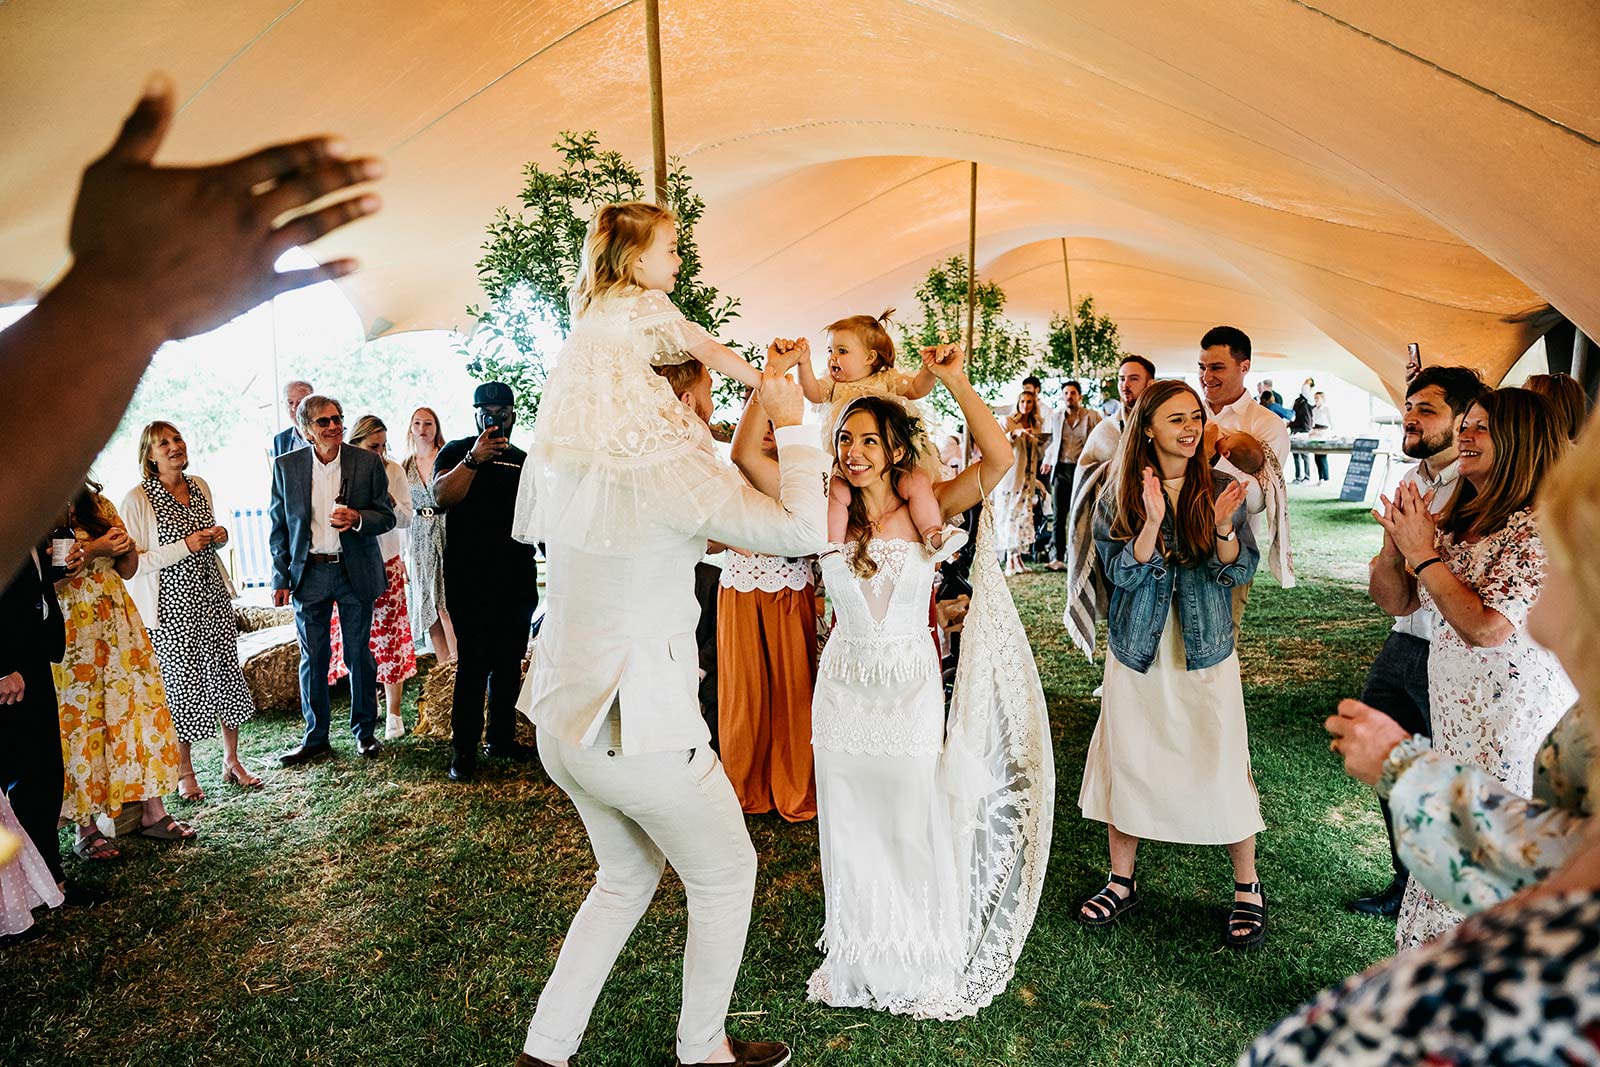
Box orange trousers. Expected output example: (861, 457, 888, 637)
(716, 584, 818, 822)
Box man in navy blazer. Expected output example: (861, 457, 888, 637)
(270, 394, 395, 764)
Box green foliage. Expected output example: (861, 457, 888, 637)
(896, 256, 1035, 418)
(463, 131, 752, 422)
(1041, 294, 1125, 406)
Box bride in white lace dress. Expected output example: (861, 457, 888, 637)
(798, 348, 1055, 1020)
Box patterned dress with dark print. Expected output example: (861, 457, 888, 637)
(141, 476, 256, 743)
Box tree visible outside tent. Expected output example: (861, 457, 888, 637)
(1041, 294, 1126, 407)
(896, 256, 1035, 418)
(463, 131, 757, 425)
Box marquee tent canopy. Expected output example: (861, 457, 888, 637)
(4, 0, 1597, 394)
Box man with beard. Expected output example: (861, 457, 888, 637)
(1347, 364, 1487, 917)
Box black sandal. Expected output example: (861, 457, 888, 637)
(1077, 872, 1139, 927)
(1226, 880, 1268, 949)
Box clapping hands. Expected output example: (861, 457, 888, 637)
(1140, 465, 1165, 527)
(1213, 477, 1248, 534)
(1371, 481, 1438, 563)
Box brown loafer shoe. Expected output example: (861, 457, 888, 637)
(513, 1054, 573, 1067)
(678, 1037, 791, 1067)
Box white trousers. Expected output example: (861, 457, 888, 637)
(525, 722, 757, 1064)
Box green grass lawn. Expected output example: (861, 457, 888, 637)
(0, 496, 1398, 1066)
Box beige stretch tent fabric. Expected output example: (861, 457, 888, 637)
(3, 1, 1597, 393)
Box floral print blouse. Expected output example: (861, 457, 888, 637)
(1379, 704, 1591, 915)
(1242, 891, 1600, 1066)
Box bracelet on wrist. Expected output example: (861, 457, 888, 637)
(1376, 734, 1433, 799)
(1409, 555, 1444, 577)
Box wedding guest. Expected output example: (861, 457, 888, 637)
(1046, 379, 1101, 571)
(1525, 371, 1590, 441)
(1310, 390, 1332, 482)
(999, 389, 1046, 575)
(123, 421, 260, 801)
(54, 483, 190, 859)
(270, 396, 396, 765)
(723, 390, 818, 822)
(1078, 355, 1155, 469)
(404, 407, 454, 664)
(327, 416, 416, 741)
(1245, 411, 1600, 1067)
(0, 547, 68, 890)
(270, 380, 313, 459)
(1064, 355, 1156, 659)
(1078, 380, 1263, 947)
(0, 790, 63, 941)
(1347, 365, 1485, 918)
(1369, 387, 1573, 950)
(1256, 379, 1292, 421)
(0, 77, 381, 579)
(433, 382, 539, 782)
(1198, 326, 1294, 620)
(1289, 383, 1315, 483)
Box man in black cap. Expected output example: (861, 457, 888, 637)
(432, 382, 539, 781)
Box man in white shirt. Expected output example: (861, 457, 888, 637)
(1348, 365, 1486, 918)
(1045, 379, 1101, 571)
(517, 365, 823, 1067)
(1198, 326, 1295, 626)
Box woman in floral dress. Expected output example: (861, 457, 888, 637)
(54, 483, 190, 861)
(1368, 388, 1573, 949)
(404, 406, 453, 663)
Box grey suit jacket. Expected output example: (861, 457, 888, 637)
(269, 444, 395, 600)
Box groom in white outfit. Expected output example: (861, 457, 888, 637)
(516, 366, 824, 1067)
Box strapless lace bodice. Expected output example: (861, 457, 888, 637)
(816, 539, 939, 688)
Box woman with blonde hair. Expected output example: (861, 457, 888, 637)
(1367, 387, 1574, 950)
(404, 405, 454, 663)
(123, 421, 259, 800)
(328, 415, 415, 739)
(998, 388, 1046, 575)
(1246, 400, 1600, 1067)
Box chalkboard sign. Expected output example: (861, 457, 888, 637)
(1340, 438, 1381, 502)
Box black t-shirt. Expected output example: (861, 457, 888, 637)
(435, 436, 538, 596)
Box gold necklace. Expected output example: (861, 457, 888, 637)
(865, 498, 905, 532)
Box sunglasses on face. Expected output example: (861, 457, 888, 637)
(313, 414, 345, 428)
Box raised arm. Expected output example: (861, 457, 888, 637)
(0, 79, 379, 577)
(796, 343, 831, 405)
(925, 346, 1015, 518)
(900, 365, 937, 400)
(729, 392, 782, 501)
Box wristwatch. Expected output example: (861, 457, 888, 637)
(1216, 527, 1237, 542)
(462, 453, 482, 470)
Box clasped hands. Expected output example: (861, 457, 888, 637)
(1371, 481, 1439, 564)
(182, 525, 229, 553)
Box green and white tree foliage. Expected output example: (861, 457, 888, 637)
(463, 131, 753, 423)
(896, 256, 1035, 418)
(1042, 294, 1125, 406)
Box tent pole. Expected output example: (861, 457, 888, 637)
(1061, 237, 1081, 378)
(645, 0, 668, 206)
(966, 162, 977, 355)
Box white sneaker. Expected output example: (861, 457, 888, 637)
(384, 714, 407, 740)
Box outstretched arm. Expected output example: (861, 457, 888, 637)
(926, 346, 1014, 517)
(730, 392, 781, 500)
(688, 338, 762, 389)
(795, 343, 830, 404)
(900, 365, 937, 400)
(0, 77, 380, 577)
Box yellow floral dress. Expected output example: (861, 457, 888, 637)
(54, 516, 181, 823)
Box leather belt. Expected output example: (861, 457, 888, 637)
(414, 507, 437, 517)
(308, 552, 343, 564)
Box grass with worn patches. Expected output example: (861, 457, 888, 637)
(0, 497, 1397, 1066)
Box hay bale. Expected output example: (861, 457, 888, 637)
(235, 604, 294, 633)
(412, 639, 537, 745)
(238, 623, 301, 712)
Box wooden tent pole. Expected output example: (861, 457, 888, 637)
(1061, 237, 1081, 377)
(645, 0, 668, 205)
(966, 162, 978, 355)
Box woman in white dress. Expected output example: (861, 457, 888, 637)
(997, 391, 1045, 575)
(796, 346, 1054, 1020)
(1370, 387, 1574, 950)
(1078, 380, 1266, 948)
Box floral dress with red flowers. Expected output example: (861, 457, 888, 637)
(53, 503, 181, 823)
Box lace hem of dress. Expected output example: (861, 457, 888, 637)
(719, 554, 815, 593)
(818, 633, 937, 686)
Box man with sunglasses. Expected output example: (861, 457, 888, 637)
(270, 394, 395, 765)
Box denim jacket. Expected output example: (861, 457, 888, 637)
(1092, 468, 1258, 673)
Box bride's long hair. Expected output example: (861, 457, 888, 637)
(569, 201, 677, 317)
(833, 396, 922, 580)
